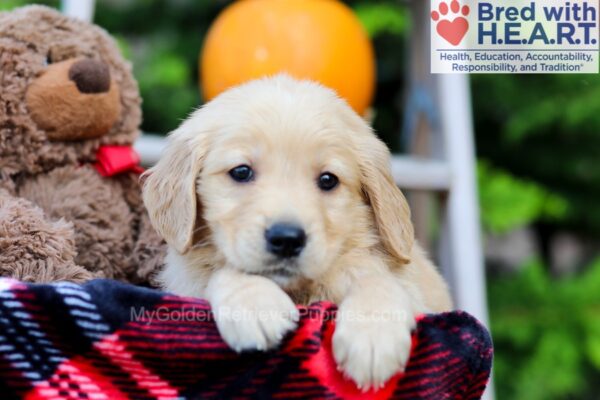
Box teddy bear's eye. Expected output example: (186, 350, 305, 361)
(44, 51, 52, 66)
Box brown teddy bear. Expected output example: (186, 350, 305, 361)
(0, 6, 165, 285)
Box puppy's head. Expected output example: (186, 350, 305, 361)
(143, 75, 413, 288)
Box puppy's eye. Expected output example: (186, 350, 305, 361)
(229, 165, 254, 182)
(317, 172, 339, 191)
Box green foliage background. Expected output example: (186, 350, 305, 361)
(490, 259, 600, 399)
(3, 1, 600, 398)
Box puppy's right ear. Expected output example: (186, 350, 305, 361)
(142, 120, 208, 254)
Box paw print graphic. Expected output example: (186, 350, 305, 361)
(431, 0, 470, 46)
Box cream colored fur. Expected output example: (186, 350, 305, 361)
(143, 75, 452, 390)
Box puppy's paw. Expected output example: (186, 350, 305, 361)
(211, 278, 299, 352)
(333, 304, 415, 390)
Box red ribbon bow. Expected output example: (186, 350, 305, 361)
(94, 145, 144, 177)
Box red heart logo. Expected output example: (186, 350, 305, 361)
(436, 17, 468, 46)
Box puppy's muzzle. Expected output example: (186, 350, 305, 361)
(265, 223, 306, 258)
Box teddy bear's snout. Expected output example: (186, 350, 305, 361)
(25, 57, 122, 142)
(68, 59, 111, 94)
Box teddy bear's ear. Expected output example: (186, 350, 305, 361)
(142, 115, 209, 254)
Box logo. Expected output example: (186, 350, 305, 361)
(431, 0, 470, 46)
(430, 0, 599, 74)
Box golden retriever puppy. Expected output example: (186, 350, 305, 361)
(142, 75, 452, 390)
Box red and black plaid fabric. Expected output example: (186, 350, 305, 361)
(0, 278, 492, 399)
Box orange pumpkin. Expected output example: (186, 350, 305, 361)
(200, 0, 375, 115)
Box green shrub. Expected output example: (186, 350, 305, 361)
(478, 161, 568, 234)
(489, 259, 600, 399)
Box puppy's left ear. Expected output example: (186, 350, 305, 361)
(352, 122, 414, 264)
(142, 114, 209, 254)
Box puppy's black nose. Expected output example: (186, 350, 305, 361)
(265, 223, 306, 258)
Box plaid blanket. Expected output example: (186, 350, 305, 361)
(0, 278, 492, 399)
